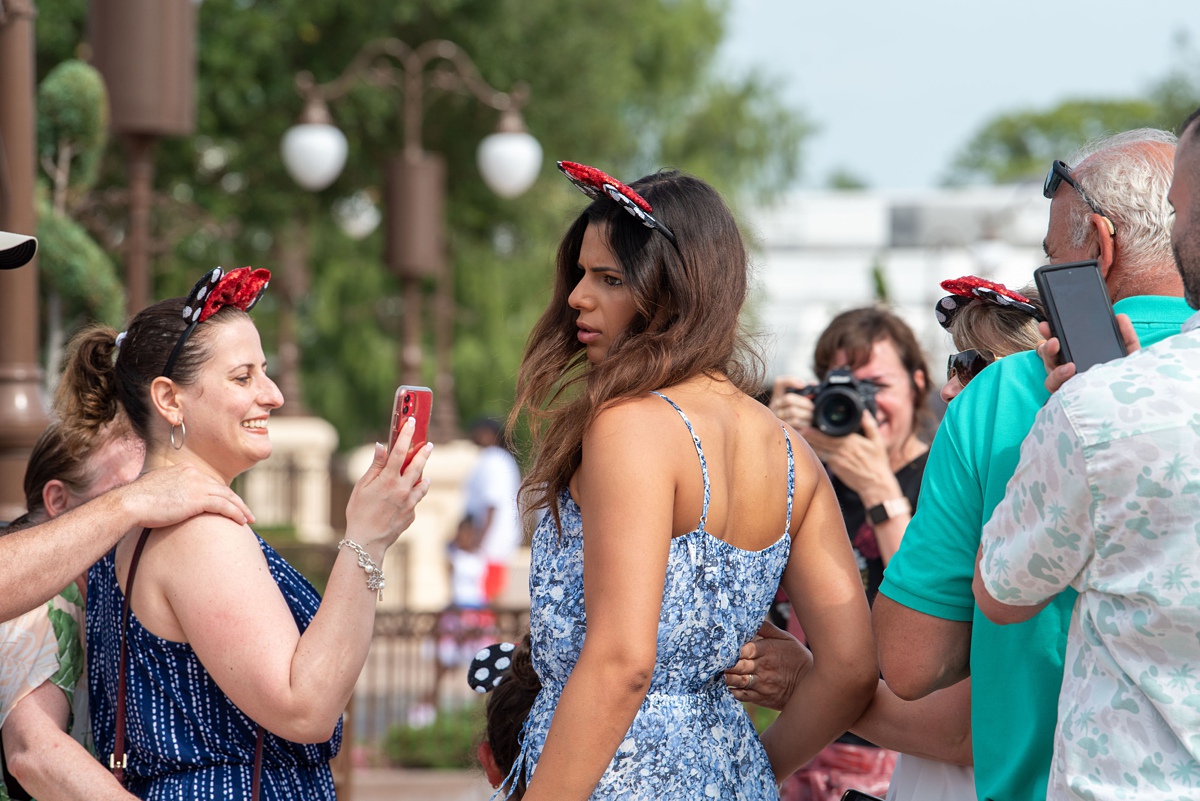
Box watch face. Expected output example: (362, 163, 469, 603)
(867, 503, 889, 525)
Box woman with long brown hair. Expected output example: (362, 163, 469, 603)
(504, 163, 875, 800)
(55, 267, 431, 799)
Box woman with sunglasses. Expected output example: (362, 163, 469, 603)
(506, 163, 875, 800)
(55, 268, 432, 799)
(936, 277, 1045, 402)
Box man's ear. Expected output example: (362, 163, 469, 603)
(42, 479, 74, 518)
(477, 741, 504, 789)
(149, 376, 184, 425)
(1089, 213, 1117, 278)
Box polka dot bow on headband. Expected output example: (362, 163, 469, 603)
(935, 275, 1043, 331)
(161, 266, 271, 379)
(557, 160, 679, 250)
(468, 642, 517, 693)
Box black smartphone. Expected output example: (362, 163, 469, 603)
(1034, 260, 1126, 374)
(840, 790, 885, 801)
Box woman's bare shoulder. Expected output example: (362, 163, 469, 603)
(148, 512, 261, 559)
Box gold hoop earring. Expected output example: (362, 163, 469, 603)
(170, 420, 187, 450)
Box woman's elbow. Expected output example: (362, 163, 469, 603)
(586, 644, 656, 697)
(267, 702, 342, 744)
(5, 745, 38, 787)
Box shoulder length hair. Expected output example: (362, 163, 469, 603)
(510, 169, 762, 519)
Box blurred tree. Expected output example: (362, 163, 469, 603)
(944, 99, 1169, 185)
(35, 59, 122, 390)
(945, 34, 1200, 185)
(35, 0, 810, 448)
(827, 167, 869, 190)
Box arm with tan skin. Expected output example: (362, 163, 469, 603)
(852, 679, 973, 765)
(726, 608, 971, 765)
(769, 377, 913, 564)
(3, 682, 137, 800)
(873, 595, 971, 700)
(759, 439, 877, 780)
(0, 464, 253, 621)
(130, 424, 432, 743)
(520, 401, 675, 801)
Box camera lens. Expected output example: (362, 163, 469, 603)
(813, 388, 863, 437)
(402, 404, 410, 414)
(825, 397, 853, 426)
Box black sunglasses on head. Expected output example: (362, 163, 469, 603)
(1043, 160, 1114, 228)
(947, 349, 995, 386)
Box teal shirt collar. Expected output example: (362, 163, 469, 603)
(1111, 294, 1193, 326)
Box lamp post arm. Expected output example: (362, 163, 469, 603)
(293, 38, 531, 155)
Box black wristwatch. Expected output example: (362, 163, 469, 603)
(867, 497, 911, 525)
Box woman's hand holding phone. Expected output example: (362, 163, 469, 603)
(344, 404, 435, 556)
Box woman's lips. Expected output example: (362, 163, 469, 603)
(577, 326, 600, 344)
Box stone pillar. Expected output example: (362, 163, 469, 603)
(242, 416, 338, 542)
(342, 437, 477, 610)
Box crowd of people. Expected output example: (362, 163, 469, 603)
(2, 110, 1200, 801)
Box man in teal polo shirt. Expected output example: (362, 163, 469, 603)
(874, 129, 1191, 801)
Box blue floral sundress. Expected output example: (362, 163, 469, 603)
(514, 391, 794, 799)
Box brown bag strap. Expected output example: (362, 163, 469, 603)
(112, 527, 265, 797)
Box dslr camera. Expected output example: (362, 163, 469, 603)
(788, 368, 878, 437)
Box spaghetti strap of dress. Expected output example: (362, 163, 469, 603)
(650, 391, 710, 530)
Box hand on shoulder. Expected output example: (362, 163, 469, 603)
(114, 463, 254, 529)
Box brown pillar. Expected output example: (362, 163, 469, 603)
(0, 0, 50, 518)
(123, 132, 157, 316)
(275, 219, 309, 416)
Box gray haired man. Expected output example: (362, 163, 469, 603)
(875, 130, 1191, 801)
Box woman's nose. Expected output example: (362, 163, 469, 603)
(263, 376, 286, 409)
(568, 279, 591, 311)
(940, 375, 963, 404)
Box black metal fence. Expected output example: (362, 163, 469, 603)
(356, 607, 529, 765)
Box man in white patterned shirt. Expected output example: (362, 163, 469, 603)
(974, 107, 1200, 801)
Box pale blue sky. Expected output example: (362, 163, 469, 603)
(718, 0, 1200, 188)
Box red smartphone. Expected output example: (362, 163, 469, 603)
(389, 385, 433, 471)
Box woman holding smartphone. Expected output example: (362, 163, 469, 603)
(56, 267, 432, 799)
(505, 163, 875, 800)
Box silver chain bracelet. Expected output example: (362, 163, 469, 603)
(338, 539, 385, 601)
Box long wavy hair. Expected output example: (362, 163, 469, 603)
(509, 169, 762, 521)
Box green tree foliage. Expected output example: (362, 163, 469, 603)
(37, 59, 109, 198)
(945, 37, 1200, 185)
(36, 189, 123, 326)
(34, 59, 121, 381)
(35, 0, 810, 448)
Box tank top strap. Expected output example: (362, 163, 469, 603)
(781, 423, 795, 533)
(650, 391, 710, 530)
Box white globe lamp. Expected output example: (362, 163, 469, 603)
(477, 108, 542, 199)
(281, 97, 349, 192)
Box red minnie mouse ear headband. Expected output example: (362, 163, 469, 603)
(557, 161, 680, 252)
(159, 266, 271, 379)
(934, 275, 1043, 331)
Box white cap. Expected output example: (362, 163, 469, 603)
(0, 230, 38, 270)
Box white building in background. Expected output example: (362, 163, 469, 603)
(746, 184, 1051, 389)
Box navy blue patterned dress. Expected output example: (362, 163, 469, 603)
(512, 392, 794, 800)
(87, 536, 341, 800)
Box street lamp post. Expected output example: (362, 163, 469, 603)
(0, 0, 50, 518)
(89, 0, 197, 317)
(281, 39, 541, 442)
